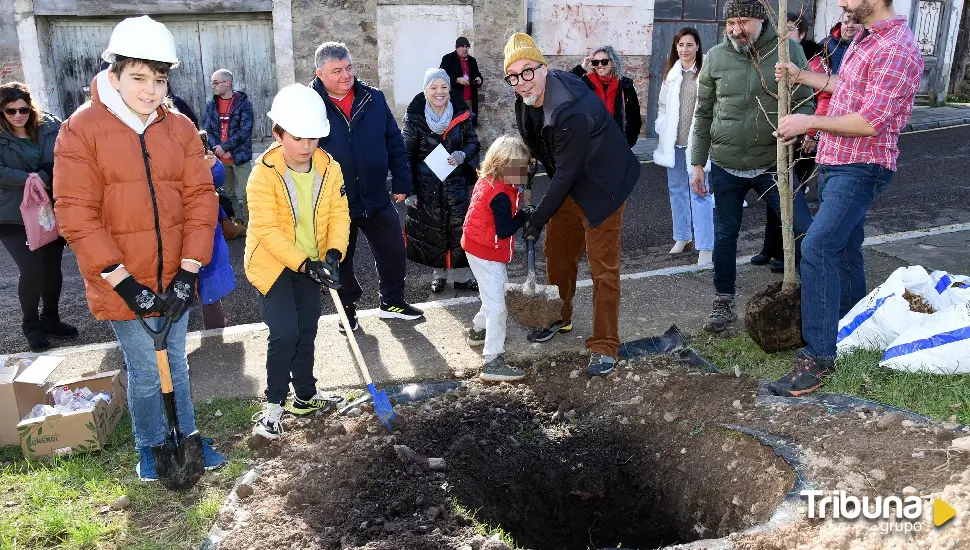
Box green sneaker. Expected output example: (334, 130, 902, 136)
(527, 320, 573, 343)
(285, 389, 343, 416)
(466, 326, 486, 347)
(479, 355, 526, 382)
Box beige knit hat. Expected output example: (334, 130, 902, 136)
(503, 33, 547, 73)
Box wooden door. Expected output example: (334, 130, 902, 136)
(48, 20, 114, 118)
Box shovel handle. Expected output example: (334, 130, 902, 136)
(137, 314, 175, 352)
(137, 314, 177, 394)
(526, 238, 537, 280)
(156, 350, 174, 393)
(329, 287, 374, 386)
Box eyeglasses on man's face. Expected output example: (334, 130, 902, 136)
(504, 65, 542, 87)
(3, 107, 30, 116)
(210, 80, 228, 87)
(590, 59, 610, 67)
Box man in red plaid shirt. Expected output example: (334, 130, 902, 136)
(768, 0, 923, 396)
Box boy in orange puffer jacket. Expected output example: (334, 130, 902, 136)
(461, 135, 535, 382)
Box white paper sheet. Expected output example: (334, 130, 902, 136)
(423, 143, 457, 182)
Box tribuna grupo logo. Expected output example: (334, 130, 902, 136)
(802, 490, 956, 535)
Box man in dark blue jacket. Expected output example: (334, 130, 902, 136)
(504, 33, 640, 377)
(202, 69, 254, 226)
(310, 42, 422, 331)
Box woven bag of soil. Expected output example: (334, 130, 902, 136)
(745, 281, 806, 353)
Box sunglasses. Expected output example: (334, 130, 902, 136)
(210, 80, 228, 86)
(590, 59, 610, 67)
(3, 107, 30, 116)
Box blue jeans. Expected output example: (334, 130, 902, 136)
(111, 314, 197, 449)
(667, 147, 715, 250)
(801, 163, 893, 359)
(709, 163, 813, 295)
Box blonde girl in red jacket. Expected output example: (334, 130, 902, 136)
(460, 135, 535, 382)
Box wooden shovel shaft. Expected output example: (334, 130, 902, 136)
(329, 287, 374, 386)
(156, 350, 173, 393)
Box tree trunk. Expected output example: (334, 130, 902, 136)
(776, 0, 797, 291)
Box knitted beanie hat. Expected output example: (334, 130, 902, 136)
(723, 0, 768, 21)
(503, 33, 547, 73)
(423, 68, 449, 90)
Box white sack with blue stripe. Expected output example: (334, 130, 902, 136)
(881, 301, 970, 374)
(836, 266, 935, 355)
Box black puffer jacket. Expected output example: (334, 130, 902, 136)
(402, 92, 480, 269)
(570, 65, 643, 147)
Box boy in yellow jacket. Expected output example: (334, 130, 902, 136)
(245, 84, 350, 438)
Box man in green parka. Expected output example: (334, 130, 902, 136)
(689, 0, 815, 334)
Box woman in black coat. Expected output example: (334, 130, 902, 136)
(571, 45, 643, 148)
(0, 82, 76, 351)
(403, 69, 481, 293)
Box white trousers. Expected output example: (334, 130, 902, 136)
(466, 252, 508, 360)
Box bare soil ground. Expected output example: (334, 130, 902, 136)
(213, 354, 970, 550)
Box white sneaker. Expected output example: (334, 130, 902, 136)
(697, 250, 713, 266)
(669, 240, 692, 254)
(252, 402, 285, 439)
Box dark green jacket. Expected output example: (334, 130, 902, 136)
(691, 25, 815, 171)
(0, 113, 61, 226)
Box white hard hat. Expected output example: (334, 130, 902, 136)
(267, 84, 331, 138)
(102, 16, 180, 68)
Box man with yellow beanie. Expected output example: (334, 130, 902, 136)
(503, 33, 640, 377)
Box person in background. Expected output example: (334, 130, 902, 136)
(247, 84, 349, 438)
(462, 135, 535, 382)
(311, 41, 424, 332)
(440, 37, 484, 126)
(753, 11, 826, 273)
(402, 68, 480, 294)
(652, 28, 714, 266)
(197, 130, 235, 330)
(53, 16, 225, 480)
(0, 82, 76, 351)
(570, 45, 643, 147)
(202, 69, 254, 230)
(168, 82, 199, 128)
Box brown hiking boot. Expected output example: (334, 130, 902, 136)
(221, 218, 246, 240)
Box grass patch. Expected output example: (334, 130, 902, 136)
(0, 397, 259, 550)
(692, 332, 970, 424)
(450, 497, 525, 550)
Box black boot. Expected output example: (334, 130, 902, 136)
(42, 314, 78, 339)
(23, 320, 50, 352)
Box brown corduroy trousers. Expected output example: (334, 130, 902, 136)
(543, 197, 625, 358)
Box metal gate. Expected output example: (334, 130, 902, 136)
(48, 16, 276, 139)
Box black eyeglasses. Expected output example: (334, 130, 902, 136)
(504, 65, 542, 87)
(3, 107, 30, 116)
(590, 59, 610, 67)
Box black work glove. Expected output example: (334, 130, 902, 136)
(163, 268, 198, 322)
(516, 204, 537, 219)
(523, 211, 543, 241)
(303, 249, 341, 289)
(114, 276, 167, 316)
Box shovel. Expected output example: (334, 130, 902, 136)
(137, 314, 205, 491)
(505, 180, 564, 330)
(328, 287, 396, 430)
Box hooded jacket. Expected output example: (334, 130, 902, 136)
(0, 113, 61, 227)
(692, 24, 815, 170)
(244, 143, 350, 295)
(515, 70, 640, 229)
(201, 90, 254, 164)
(570, 65, 643, 147)
(53, 71, 217, 321)
(402, 91, 480, 269)
(310, 78, 412, 218)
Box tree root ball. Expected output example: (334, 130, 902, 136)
(745, 281, 805, 353)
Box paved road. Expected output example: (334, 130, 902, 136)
(2, 125, 969, 354)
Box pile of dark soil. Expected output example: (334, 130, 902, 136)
(505, 285, 563, 330)
(745, 281, 805, 353)
(214, 354, 970, 550)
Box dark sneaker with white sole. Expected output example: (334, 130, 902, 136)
(527, 320, 572, 343)
(703, 294, 737, 333)
(337, 304, 359, 333)
(766, 353, 835, 397)
(454, 280, 479, 291)
(379, 301, 424, 320)
(466, 327, 486, 347)
(479, 355, 526, 382)
(587, 353, 616, 376)
(286, 389, 344, 416)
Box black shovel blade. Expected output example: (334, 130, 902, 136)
(152, 430, 205, 491)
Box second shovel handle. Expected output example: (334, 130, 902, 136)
(329, 287, 374, 386)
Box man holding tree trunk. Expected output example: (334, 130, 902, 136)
(769, 0, 923, 396)
(690, 0, 815, 335)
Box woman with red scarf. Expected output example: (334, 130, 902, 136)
(570, 45, 642, 147)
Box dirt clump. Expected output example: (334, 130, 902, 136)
(214, 354, 969, 550)
(505, 284, 563, 330)
(745, 281, 806, 353)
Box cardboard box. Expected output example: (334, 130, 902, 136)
(16, 370, 126, 458)
(0, 356, 62, 447)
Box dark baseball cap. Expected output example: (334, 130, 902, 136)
(456, 37, 471, 48)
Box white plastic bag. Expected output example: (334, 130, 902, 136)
(837, 266, 933, 353)
(928, 270, 970, 309)
(881, 301, 970, 374)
